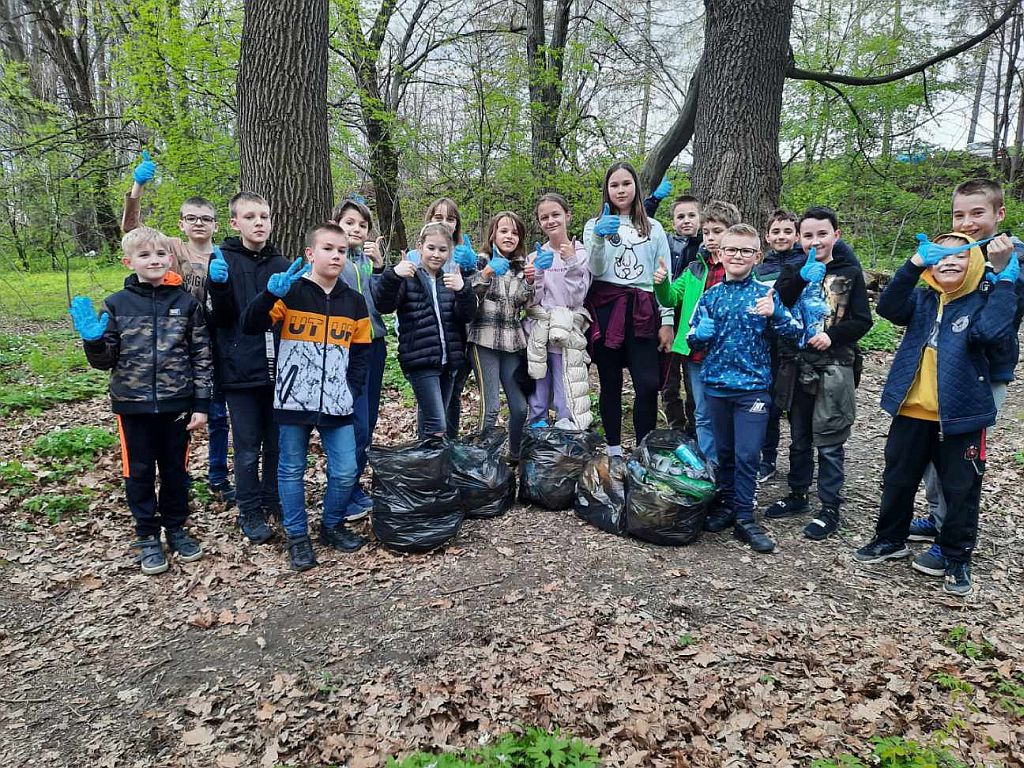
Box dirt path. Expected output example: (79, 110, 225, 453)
(1, 352, 1022, 767)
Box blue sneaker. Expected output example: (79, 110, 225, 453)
(911, 543, 945, 577)
(907, 516, 938, 542)
(943, 561, 972, 596)
(530, 419, 549, 429)
(349, 486, 373, 510)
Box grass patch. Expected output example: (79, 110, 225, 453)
(387, 727, 599, 767)
(382, 335, 415, 407)
(811, 735, 967, 767)
(860, 312, 900, 352)
(944, 626, 996, 661)
(22, 491, 91, 525)
(0, 261, 126, 321)
(0, 331, 106, 414)
(31, 426, 117, 461)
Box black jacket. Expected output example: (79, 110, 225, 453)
(84, 274, 212, 415)
(207, 236, 291, 389)
(373, 266, 478, 373)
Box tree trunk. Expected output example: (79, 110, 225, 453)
(525, 0, 569, 190)
(691, 0, 794, 227)
(237, 0, 332, 258)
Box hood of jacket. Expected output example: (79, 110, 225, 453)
(920, 232, 985, 305)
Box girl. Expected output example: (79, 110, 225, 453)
(583, 162, 672, 461)
(469, 211, 533, 461)
(373, 223, 478, 439)
(526, 193, 592, 428)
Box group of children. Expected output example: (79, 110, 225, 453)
(69, 153, 1022, 595)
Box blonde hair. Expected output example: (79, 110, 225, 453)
(121, 226, 167, 256)
(724, 223, 760, 240)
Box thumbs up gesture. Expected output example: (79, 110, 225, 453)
(267, 257, 311, 297)
(207, 245, 229, 283)
(443, 264, 464, 292)
(692, 304, 716, 342)
(453, 234, 477, 271)
(654, 256, 669, 285)
(364, 235, 385, 268)
(594, 203, 620, 238)
(534, 242, 555, 271)
(755, 288, 783, 318)
(799, 246, 826, 283)
(68, 296, 109, 341)
(133, 150, 156, 186)
(394, 250, 416, 278)
(488, 245, 510, 277)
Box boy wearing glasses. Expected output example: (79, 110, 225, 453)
(681, 224, 802, 554)
(121, 151, 236, 506)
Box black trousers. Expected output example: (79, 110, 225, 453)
(225, 387, 280, 516)
(117, 412, 191, 538)
(660, 351, 689, 431)
(592, 318, 660, 448)
(876, 416, 984, 563)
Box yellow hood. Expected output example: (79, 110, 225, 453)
(920, 232, 985, 304)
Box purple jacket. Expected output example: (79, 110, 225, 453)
(586, 281, 659, 349)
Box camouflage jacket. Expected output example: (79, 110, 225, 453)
(84, 274, 213, 414)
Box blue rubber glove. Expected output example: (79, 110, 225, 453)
(915, 232, 997, 267)
(534, 242, 554, 271)
(68, 296, 109, 341)
(997, 251, 1020, 283)
(453, 234, 478, 271)
(799, 247, 826, 283)
(593, 203, 620, 238)
(267, 257, 311, 297)
(133, 150, 156, 185)
(489, 245, 510, 277)
(207, 245, 229, 283)
(692, 305, 716, 342)
(653, 177, 672, 201)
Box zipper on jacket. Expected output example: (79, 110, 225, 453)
(318, 290, 330, 421)
(151, 289, 159, 413)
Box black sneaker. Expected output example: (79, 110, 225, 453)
(907, 516, 939, 542)
(911, 544, 946, 577)
(287, 534, 318, 571)
(132, 536, 168, 575)
(853, 537, 910, 564)
(209, 480, 236, 506)
(764, 491, 810, 519)
(943, 561, 972, 596)
(803, 507, 841, 541)
(703, 504, 736, 533)
(733, 520, 776, 554)
(237, 509, 273, 544)
(165, 528, 203, 562)
(319, 523, 366, 553)
(756, 462, 777, 483)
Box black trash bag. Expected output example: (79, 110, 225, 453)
(634, 429, 715, 498)
(451, 429, 515, 519)
(575, 456, 626, 535)
(369, 438, 464, 553)
(624, 429, 714, 546)
(519, 426, 602, 510)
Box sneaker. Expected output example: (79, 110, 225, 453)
(907, 516, 939, 542)
(287, 534, 318, 571)
(209, 480, 236, 506)
(530, 419, 549, 428)
(319, 523, 366, 553)
(803, 507, 841, 541)
(733, 520, 776, 554)
(911, 543, 946, 577)
(764, 491, 810, 519)
(165, 528, 203, 562)
(943, 561, 972, 596)
(237, 509, 273, 544)
(343, 506, 370, 523)
(756, 462, 777, 484)
(853, 537, 911, 564)
(132, 536, 168, 575)
(703, 505, 737, 533)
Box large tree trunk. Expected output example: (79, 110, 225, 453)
(525, 0, 569, 190)
(237, 0, 332, 258)
(691, 0, 793, 228)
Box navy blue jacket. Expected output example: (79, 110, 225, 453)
(983, 235, 1024, 382)
(754, 246, 805, 284)
(878, 259, 1017, 435)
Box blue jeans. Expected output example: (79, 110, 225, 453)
(407, 367, 454, 439)
(207, 393, 230, 486)
(707, 391, 770, 521)
(352, 338, 387, 478)
(787, 383, 845, 508)
(685, 359, 716, 465)
(278, 422, 358, 538)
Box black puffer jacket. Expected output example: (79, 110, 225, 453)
(206, 236, 291, 389)
(373, 266, 478, 373)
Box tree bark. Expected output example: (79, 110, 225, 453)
(525, 0, 569, 189)
(238, 0, 332, 258)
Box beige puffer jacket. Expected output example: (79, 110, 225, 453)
(525, 306, 592, 430)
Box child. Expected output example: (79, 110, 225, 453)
(526, 193, 592, 428)
(653, 200, 741, 467)
(240, 223, 371, 571)
(674, 224, 802, 553)
(373, 222, 478, 438)
(584, 162, 672, 463)
(469, 212, 533, 461)
(332, 199, 387, 521)
(121, 151, 234, 504)
(854, 234, 1019, 595)
(206, 192, 291, 544)
(754, 209, 804, 483)
(768, 207, 872, 540)
(69, 227, 211, 575)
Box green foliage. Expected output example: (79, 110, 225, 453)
(860, 314, 901, 352)
(811, 735, 967, 768)
(382, 336, 415, 406)
(0, 460, 33, 487)
(995, 673, 1024, 716)
(932, 672, 974, 696)
(22, 492, 90, 525)
(0, 261, 126, 321)
(31, 427, 117, 462)
(386, 727, 599, 768)
(676, 633, 697, 649)
(944, 626, 996, 660)
(0, 331, 107, 413)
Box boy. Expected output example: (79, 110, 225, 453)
(122, 151, 234, 504)
(653, 200, 741, 467)
(69, 227, 211, 575)
(332, 199, 387, 522)
(241, 223, 371, 570)
(754, 210, 804, 483)
(909, 179, 1024, 576)
(854, 234, 1019, 595)
(207, 192, 291, 544)
(673, 224, 802, 553)
(768, 207, 872, 540)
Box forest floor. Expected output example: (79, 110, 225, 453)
(1, 324, 1023, 767)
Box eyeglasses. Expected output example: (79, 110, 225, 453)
(720, 246, 760, 258)
(181, 214, 216, 224)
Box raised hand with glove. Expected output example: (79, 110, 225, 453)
(267, 257, 311, 298)
(652, 177, 672, 201)
(593, 203, 620, 239)
(487, 245, 510, 277)
(533, 242, 555, 271)
(691, 304, 716, 343)
(799, 247, 826, 283)
(207, 245, 229, 283)
(453, 234, 478, 272)
(68, 296, 109, 341)
(133, 150, 156, 186)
